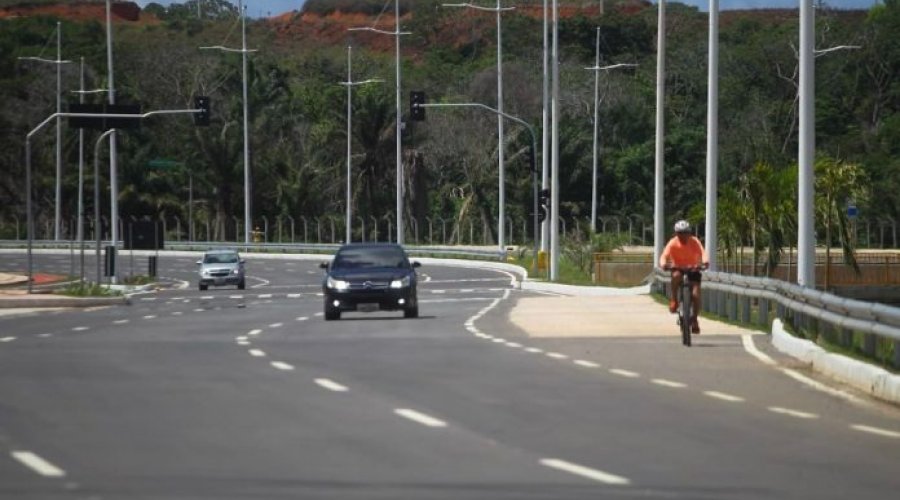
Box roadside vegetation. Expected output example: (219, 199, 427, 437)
(57, 282, 122, 297)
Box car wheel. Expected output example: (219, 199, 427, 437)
(324, 308, 341, 321)
(237, 280, 245, 290)
(199, 283, 208, 291)
(404, 306, 418, 319)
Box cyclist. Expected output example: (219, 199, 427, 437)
(659, 220, 709, 333)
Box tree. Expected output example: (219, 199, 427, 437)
(815, 156, 868, 289)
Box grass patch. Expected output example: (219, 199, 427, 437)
(122, 275, 153, 285)
(56, 282, 121, 297)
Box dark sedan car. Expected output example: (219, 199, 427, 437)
(320, 243, 421, 320)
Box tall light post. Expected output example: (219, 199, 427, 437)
(339, 45, 383, 243)
(705, 0, 719, 271)
(797, 0, 816, 288)
(585, 28, 637, 232)
(349, 1, 411, 245)
(653, 0, 667, 268)
(18, 21, 71, 241)
(201, 0, 257, 246)
(105, 0, 120, 282)
(541, 0, 550, 253)
(443, 1, 514, 251)
(550, 0, 560, 280)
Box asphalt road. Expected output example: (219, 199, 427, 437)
(1, 252, 898, 499)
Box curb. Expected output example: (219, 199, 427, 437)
(0, 295, 130, 309)
(771, 319, 900, 405)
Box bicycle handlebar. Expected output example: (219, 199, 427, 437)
(662, 263, 709, 272)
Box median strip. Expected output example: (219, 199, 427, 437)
(394, 409, 447, 428)
(540, 458, 630, 486)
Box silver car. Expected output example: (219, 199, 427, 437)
(197, 250, 246, 291)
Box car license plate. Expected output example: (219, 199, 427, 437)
(214, 278, 225, 285)
(358, 303, 379, 313)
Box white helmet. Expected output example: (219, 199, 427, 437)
(674, 220, 691, 233)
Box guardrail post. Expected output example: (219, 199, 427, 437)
(758, 299, 769, 328)
(841, 328, 853, 349)
(741, 296, 751, 324)
(863, 333, 877, 357)
(728, 293, 738, 321)
(893, 340, 900, 368)
(716, 289, 726, 317)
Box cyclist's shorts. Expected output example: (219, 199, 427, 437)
(686, 271, 702, 283)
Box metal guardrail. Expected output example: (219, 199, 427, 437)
(653, 268, 900, 367)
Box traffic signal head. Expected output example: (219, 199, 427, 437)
(410, 91, 425, 121)
(194, 96, 210, 126)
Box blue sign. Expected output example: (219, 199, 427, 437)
(847, 204, 858, 218)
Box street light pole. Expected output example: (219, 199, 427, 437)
(17, 22, 71, 242)
(550, 0, 560, 281)
(541, 0, 550, 253)
(340, 46, 383, 244)
(798, 0, 815, 288)
(105, 0, 120, 282)
(349, 2, 411, 245)
(705, 0, 719, 271)
(443, 1, 514, 251)
(200, 0, 257, 247)
(653, 0, 667, 269)
(585, 30, 637, 234)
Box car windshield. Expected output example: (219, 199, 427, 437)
(333, 247, 408, 269)
(204, 253, 239, 264)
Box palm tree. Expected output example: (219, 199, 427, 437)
(815, 156, 868, 289)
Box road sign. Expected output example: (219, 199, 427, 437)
(847, 204, 858, 218)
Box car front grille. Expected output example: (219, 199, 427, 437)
(348, 280, 389, 291)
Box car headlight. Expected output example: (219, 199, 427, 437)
(232, 268, 240, 275)
(327, 276, 350, 291)
(390, 275, 411, 289)
(201, 270, 210, 276)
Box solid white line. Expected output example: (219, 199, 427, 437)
(652, 378, 687, 389)
(271, 361, 294, 371)
(609, 369, 640, 378)
(704, 391, 745, 403)
(394, 409, 447, 428)
(269, 323, 283, 328)
(574, 360, 600, 368)
(83, 306, 108, 312)
(524, 347, 544, 354)
(0, 337, 16, 343)
(741, 334, 776, 366)
(248, 329, 262, 336)
(315, 378, 349, 392)
(296, 316, 309, 321)
(11, 451, 66, 477)
(546, 352, 568, 359)
(781, 368, 869, 407)
(540, 458, 630, 486)
(850, 425, 900, 439)
(768, 407, 819, 419)
(249, 349, 266, 357)
(72, 326, 89, 332)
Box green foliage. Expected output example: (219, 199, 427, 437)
(57, 282, 121, 297)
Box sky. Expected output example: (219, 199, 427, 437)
(136, 1, 883, 19)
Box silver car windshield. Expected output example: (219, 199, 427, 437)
(204, 254, 239, 264)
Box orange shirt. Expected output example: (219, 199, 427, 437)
(660, 235, 708, 267)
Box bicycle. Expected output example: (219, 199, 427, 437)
(664, 265, 704, 347)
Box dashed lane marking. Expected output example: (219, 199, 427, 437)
(142, 315, 157, 320)
(172, 311, 183, 316)
(491, 338, 506, 343)
(524, 347, 544, 354)
(546, 352, 568, 359)
(11, 451, 66, 478)
(296, 317, 309, 321)
(271, 361, 295, 371)
(574, 360, 600, 368)
(235, 336, 248, 342)
(394, 409, 447, 428)
(248, 329, 262, 336)
(113, 319, 129, 324)
(288, 293, 302, 298)
(249, 349, 266, 357)
(269, 323, 283, 328)
(540, 458, 630, 486)
(609, 369, 640, 378)
(652, 379, 687, 389)
(258, 294, 273, 299)
(850, 425, 900, 439)
(201, 296, 214, 300)
(314, 312, 323, 317)
(0, 337, 16, 343)
(315, 378, 349, 392)
(505, 342, 523, 348)
(237, 340, 250, 346)
(229, 295, 244, 299)
(193, 308, 205, 312)
(768, 407, 819, 419)
(72, 327, 89, 332)
(37, 334, 52, 338)
(704, 391, 745, 403)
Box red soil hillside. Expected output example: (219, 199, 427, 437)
(0, 1, 150, 23)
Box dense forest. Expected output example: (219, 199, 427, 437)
(0, 0, 897, 254)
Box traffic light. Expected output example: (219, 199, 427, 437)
(410, 91, 425, 121)
(538, 188, 551, 223)
(194, 96, 210, 126)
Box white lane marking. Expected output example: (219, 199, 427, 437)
(394, 409, 447, 428)
(171, 311, 183, 316)
(704, 391, 745, 403)
(142, 315, 157, 320)
(768, 407, 819, 419)
(652, 378, 687, 389)
(258, 294, 273, 299)
(249, 349, 266, 357)
(546, 352, 568, 359)
(201, 295, 214, 300)
(609, 369, 640, 378)
(288, 293, 302, 298)
(420, 297, 496, 304)
(269, 323, 283, 328)
(235, 336, 248, 342)
(11, 451, 66, 478)
(72, 326, 89, 332)
(314, 312, 324, 317)
(460, 288, 475, 293)
(315, 378, 349, 392)
(193, 308, 205, 312)
(83, 306, 108, 312)
(140, 297, 157, 302)
(540, 458, 630, 486)
(237, 340, 250, 346)
(780, 368, 870, 407)
(491, 338, 506, 343)
(524, 347, 544, 354)
(37, 333, 52, 338)
(851, 425, 900, 439)
(182, 299, 191, 303)
(229, 295, 244, 299)
(113, 319, 129, 325)
(474, 333, 491, 339)
(248, 329, 262, 336)
(741, 334, 776, 366)
(271, 361, 294, 371)
(431, 290, 446, 294)
(574, 360, 600, 368)
(296, 316, 309, 321)
(1, 337, 16, 343)
(505, 342, 523, 348)
(249, 276, 270, 289)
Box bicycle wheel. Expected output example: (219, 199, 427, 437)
(680, 285, 692, 347)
